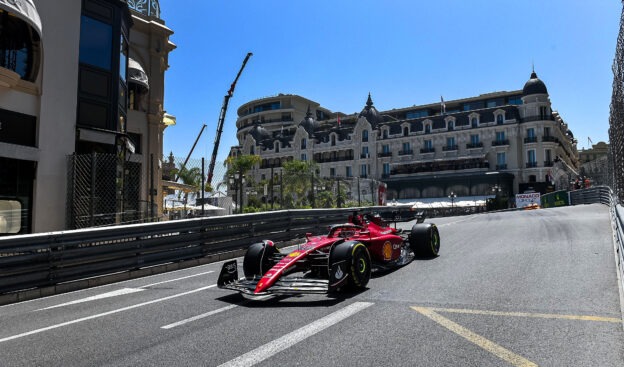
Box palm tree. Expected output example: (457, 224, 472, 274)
(171, 165, 202, 205)
(225, 154, 261, 213)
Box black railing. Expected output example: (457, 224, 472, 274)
(492, 139, 509, 146)
(466, 142, 483, 149)
(378, 152, 392, 157)
(420, 147, 435, 153)
(442, 145, 458, 151)
(524, 137, 538, 143)
(542, 136, 559, 143)
(526, 161, 538, 168)
(398, 150, 413, 155)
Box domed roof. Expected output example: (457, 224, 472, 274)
(359, 93, 382, 127)
(299, 105, 319, 135)
(523, 71, 548, 96)
(248, 122, 270, 142)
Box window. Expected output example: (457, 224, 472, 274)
(508, 97, 523, 105)
(402, 142, 411, 154)
(301, 153, 307, 161)
(346, 166, 352, 177)
(250, 145, 255, 155)
(361, 146, 369, 158)
(497, 152, 506, 166)
(362, 130, 369, 142)
(448, 120, 454, 131)
(403, 126, 409, 136)
(406, 110, 429, 119)
(539, 106, 548, 119)
(527, 128, 535, 139)
(446, 137, 456, 149)
(383, 163, 390, 175)
(544, 126, 551, 136)
(275, 142, 280, 153)
(330, 168, 335, 177)
(527, 149, 536, 167)
(471, 117, 479, 128)
(301, 138, 307, 149)
(496, 131, 505, 141)
(497, 114, 504, 124)
(470, 134, 479, 145)
(0, 10, 41, 82)
(424, 139, 433, 150)
(79, 15, 113, 70)
(331, 135, 336, 146)
(545, 149, 552, 163)
(360, 164, 367, 177)
(382, 129, 389, 139)
(382, 144, 390, 154)
(425, 124, 431, 134)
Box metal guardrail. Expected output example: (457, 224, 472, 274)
(0, 205, 416, 295)
(569, 186, 612, 206)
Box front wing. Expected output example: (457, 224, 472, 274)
(217, 260, 331, 295)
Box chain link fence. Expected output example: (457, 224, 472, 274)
(611, 3, 624, 204)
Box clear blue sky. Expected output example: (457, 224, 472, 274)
(160, 0, 620, 162)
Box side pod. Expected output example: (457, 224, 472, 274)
(218, 260, 239, 288)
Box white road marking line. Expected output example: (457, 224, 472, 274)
(217, 301, 374, 367)
(161, 295, 272, 330)
(32, 271, 216, 311)
(37, 288, 145, 311)
(140, 270, 215, 288)
(161, 305, 238, 329)
(0, 285, 216, 343)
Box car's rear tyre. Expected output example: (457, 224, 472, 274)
(329, 241, 371, 291)
(243, 241, 278, 279)
(409, 223, 440, 257)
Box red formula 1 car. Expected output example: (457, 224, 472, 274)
(217, 212, 440, 296)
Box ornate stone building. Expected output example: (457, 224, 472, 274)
(231, 71, 579, 201)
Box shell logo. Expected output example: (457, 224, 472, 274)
(288, 251, 300, 257)
(382, 241, 392, 261)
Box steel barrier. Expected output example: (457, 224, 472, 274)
(0, 205, 415, 296)
(569, 186, 612, 206)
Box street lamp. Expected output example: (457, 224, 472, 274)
(448, 191, 457, 208)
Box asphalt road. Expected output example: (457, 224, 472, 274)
(0, 204, 622, 367)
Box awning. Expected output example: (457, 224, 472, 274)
(162, 180, 196, 193)
(0, 0, 42, 37)
(128, 57, 149, 90)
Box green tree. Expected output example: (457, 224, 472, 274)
(282, 160, 317, 208)
(171, 165, 202, 204)
(225, 154, 261, 213)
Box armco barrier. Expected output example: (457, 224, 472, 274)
(569, 186, 612, 206)
(0, 205, 415, 301)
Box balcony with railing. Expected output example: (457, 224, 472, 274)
(544, 160, 554, 167)
(390, 156, 489, 176)
(398, 149, 413, 156)
(542, 136, 559, 143)
(492, 139, 510, 146)
(378, 151, 393, 158)
(442, 145, 459, 151)
(524, 137, 538, 144)
(496, 164, 508, 170)
(466, 142, 484, 149)
(525, 161, 538, 168)
(420, 147, 435, 153)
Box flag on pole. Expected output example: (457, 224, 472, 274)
(337, 116, 341, 127)
(440, 96, 446, 115)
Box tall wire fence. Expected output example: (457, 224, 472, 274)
(67, 153, 151, 229)
(610, 3, 624, 204)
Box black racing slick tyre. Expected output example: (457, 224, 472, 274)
(409, 223, 440, 258)
(243, 240, 278, 279)
(329, 241, 371, 291)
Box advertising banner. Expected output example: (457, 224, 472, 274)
(515, 192, 541, 208)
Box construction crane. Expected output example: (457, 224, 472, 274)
(207, 52, 253, 186)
